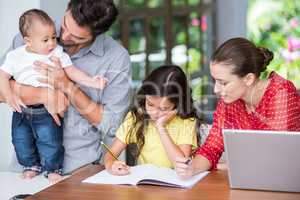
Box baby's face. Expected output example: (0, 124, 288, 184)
(26, 20, 57, 55)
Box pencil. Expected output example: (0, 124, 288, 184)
(100, 141, 119, 161)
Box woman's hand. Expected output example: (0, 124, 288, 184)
(174, 157, 195, 179)
(108, 161, 130, 176)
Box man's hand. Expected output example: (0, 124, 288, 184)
(5, 93, 26, 113)
(42, 88, 69, 126)
(92, 75, 108, 90)
(34, 56, 72, 92)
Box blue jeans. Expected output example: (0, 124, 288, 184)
(11, 106, 64, 174)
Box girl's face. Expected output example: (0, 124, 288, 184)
(145, 95, 176, 121)
(210, 62, 251, 104)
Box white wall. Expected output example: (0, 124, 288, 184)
(216, 0, 248, 45)
(0, 0, 40, 55)
(0, 0, 67, 171)
(0, 0, 40, 171)
(0, 0, 68, 56)
(40, 0, 68, 20)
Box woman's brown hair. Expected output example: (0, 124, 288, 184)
(211, 37, 274, 77)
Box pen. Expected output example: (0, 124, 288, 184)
(184, 157, 192, 165)
(100, 141, 119, 161)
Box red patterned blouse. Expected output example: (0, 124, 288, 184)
(195, 72, 300, 169)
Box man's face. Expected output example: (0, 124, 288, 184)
(60, 11, 93, 47)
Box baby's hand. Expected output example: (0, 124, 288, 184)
(93, 75, 108, 90)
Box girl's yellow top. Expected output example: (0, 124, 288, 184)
(116, 112, 197, 168)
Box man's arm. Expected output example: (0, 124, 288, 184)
(0, 70, 24, 112)
(34, 57, 102, 125)
(9, 80, 44, 105)
(34, 52, 132, 128)
(64, 82, 104, 125)
(0, 92, 4, 102)
(8, 80, 69, 125)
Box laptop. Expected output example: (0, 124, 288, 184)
(223, 129, 300, 192)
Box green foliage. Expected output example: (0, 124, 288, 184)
(187, 48, 201, 74)
(248, 0, 300, 88)
(147, 0, 163, 8)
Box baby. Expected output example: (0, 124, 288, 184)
(0, 9, 106, 183)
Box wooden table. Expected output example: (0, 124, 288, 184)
(27, 164, 300, 200)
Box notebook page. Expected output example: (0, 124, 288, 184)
(141, 167, 210, 188)
(82, 164, 154, 185)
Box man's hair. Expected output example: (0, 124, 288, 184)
(19, 9, 54, 37)
(67, 0, 119, 37)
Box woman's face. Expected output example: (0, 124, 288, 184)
(145, 95, 176, 121)
(210, 62, 249, 104)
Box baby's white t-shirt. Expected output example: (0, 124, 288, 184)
(0, 45, 72, 88)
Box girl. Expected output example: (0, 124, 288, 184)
(175, 37, 300, 179)
(104, 65, 201, 175)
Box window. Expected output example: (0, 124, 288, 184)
(108, 0, 217, 122)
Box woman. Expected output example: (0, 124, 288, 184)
(175, 37, 300, 179)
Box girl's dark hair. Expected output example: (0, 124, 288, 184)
(211, 37, 274, 77)
(19, 9, 54, 37)
(67, 0, 118, 37)
(126, 65, 201, 159)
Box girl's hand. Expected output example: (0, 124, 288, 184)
(155, 109, 177, 129)
(109, 161, 130, 176)
(174, 157, 194, 179)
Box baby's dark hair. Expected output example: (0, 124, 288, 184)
(19, 9, 54, 37)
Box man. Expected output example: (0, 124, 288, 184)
(0, 0, 131, 173)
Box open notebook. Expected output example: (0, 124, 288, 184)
(82, 164, 209, 188)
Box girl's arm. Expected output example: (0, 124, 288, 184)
(155, 110, 193, 167)
(175, 100, 227, 179)
(104, 138, 130, 175)
(158, 127, 192, 163)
